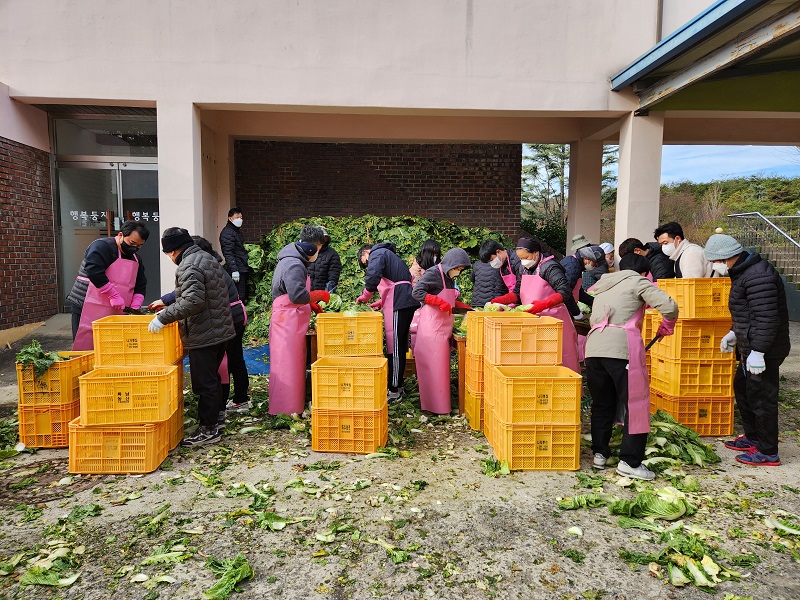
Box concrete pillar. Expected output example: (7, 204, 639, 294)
(614, 111, 664, 250)
(156, 101, 203, 294)
(213, 132, 235, 253)
(567, 140, 603, 248)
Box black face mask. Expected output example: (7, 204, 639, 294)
(120, 240, 139, 256)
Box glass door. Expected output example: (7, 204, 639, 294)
(120, 165, 160, 304)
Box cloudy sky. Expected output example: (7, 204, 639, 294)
(661, 145, 800, 183)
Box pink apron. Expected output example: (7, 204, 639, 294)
(378, 277, 411, 352)
(73, 245, 138, 351)
(414, 265, 457, 414)
(268, 277, 312, 415)
(218, 354, 230, 385)
(407, 270, 425, 352)
(501, 263, 517, 294)
(519, 256, 580, 373)
(586, 304, 650, 435)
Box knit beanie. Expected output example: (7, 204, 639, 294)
(578, 245, 605, 263)
(570, 234, 593, 253)
(703, 234, 743, 261)
(161, 228, 193, 252)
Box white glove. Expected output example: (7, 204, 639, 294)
(746, 350, 766, 375)
(148, 316, 165, 334)
(720, 330, 736, 353)
(231, 271, 240, 283)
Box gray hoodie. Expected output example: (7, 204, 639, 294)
(271, 243, 311, 305)
(412, 248, 471, 301)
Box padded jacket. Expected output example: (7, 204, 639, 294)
(728, 252, 791, 360)
(363, 242, 420, 311)
(219, 221, 249, 274)
(307, 243, 342, 292)
(470, 260, 508, 307)
(558, 254, 595, 307)
(158, 244, 235, 350)
(645, 242, 675, 281)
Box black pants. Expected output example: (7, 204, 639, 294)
(734, 355, 783, 455)
(226, 320, 249, 403)
(189, 341, 228, 428)
(387, 307, 417, 393)
(586, 357, 648, 468)
(235, 273, 248, 303)
(71, 303, 82, 339)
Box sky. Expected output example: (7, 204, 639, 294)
(661, 145, 800, 184)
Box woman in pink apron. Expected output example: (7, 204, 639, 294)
(513, 238, 582, 373)
(584, 253, 678, 480)
(411, 248, 472, 414)
(268, 239, 329, 415)
(407, 240, 441, 350)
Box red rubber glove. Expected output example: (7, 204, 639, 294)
(309, 290, 330, 304)
(425, 294, 452, 314)
(98, 282, 125, 311)
(657, 317, 677, 337)
(370, 300, 383, 310)
(310, 302, 323, 314)
(130, 293, 145, 311)
(455, 300, 474, 311)
(356, 289, 374, 304)
(491, 292, 518, 305)
(525, 293, 562, 314)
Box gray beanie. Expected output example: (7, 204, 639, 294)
(704, 234, 743, 261)
(578, 245, 605, 263)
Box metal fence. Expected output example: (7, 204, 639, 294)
(727, 213, 800, 268)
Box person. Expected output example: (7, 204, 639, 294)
(480, 240, 522, 306)
(654, 221, 712, 278)
(409, 239, 441, 285)
(506, 238, 582, 373)
(471, 240, 512, 308)
(618, 237, 675, 282)
(68, 220, 149, 350)
(581, 245, 609, 290)
(269, 226, 329, 415)
(148, 228, 236, 446)
(411, 248, 472, 414)
(560, 234, 596, 309)
(585, 253, 679, 480)
(704, 233, 791, 466)
(220, 207, 250, 301)
(356, 242, 420, 401)
(600, 242, 615, 270)
(307, 226, 342, 293)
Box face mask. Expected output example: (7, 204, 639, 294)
(662, 242, 676, 257)
(120, 240, 139, 255)
(521, 259, 536, 269)
(231, 218, 243, 228)
(489, 257, 503, 269)
(712, 262, 729, 276)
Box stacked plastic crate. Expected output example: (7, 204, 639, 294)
(17, 351, 95, 448)
(648, 278, 735, 436)
(481, 314, 583, 471)
(311, 312, 388, 454)
(68, 315, 184, 474)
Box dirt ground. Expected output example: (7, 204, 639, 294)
(1, 317, 800, 599)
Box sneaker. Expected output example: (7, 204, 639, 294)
(180, 426, 221, 447)
(616, 460, 655, 481)
(593, 453, 608, 469)
(724, 435, 757, 451)
(735, 449, 781, 466)
(226, 400, 250, 413)
(217, 410, 227, 426)
(387, 388, 405, 403)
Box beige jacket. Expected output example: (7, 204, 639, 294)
(671, 239, 712, 278)
(585, 270, 679, 360)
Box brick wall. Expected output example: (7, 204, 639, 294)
(234, 141, 521, 241)
(0, 136, 58, 330)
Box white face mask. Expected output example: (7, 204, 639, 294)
(231, 217, 243, 228)
(712, 262, 729, 276)
(489, 257, 503, 269)
(661, 241, 676, 257)
(521, 259, 536, 269)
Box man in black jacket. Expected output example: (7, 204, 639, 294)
(307, 226, 342, 293)
(219, 207, 249, 301)
(704, 234, 791, 466)
(618, 238, 675, 282)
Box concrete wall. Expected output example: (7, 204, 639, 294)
(660, 0, 714, 40)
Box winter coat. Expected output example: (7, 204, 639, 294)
(470, 260, 508, 307)
(67, 237, 146, 308)
(158, 244, 235, 350)
(412, 248, 471, 301)
(364, 242, 420, 311)
(307, 243, 342, 292)
(271, 243, 312, 305)
(671, 239, 712, 278)
(219, 221, 249, 274)
(560, 254, 595, 307)
(161, 259, 244, 326)
(728, 252, 791, 360)
(517, 256, 582, 317)
(645, 242, 675, 281)
(585, 270, 678, 360)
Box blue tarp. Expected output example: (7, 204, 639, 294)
(182, 343, 270, 376)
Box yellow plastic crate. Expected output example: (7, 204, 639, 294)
(465, 349, 484, 395)
(464, 386, 484, 432)
(486, 364, 581, 425)
(18, 400, 80, 448)
(486, 411, 580, 471)
(651, 389, 734, 437)
(466, 311, 536, 355)
(315, 312, 384, 358)
(169, 397, 185, 450)
(657, 278, 731, 319)
(311, 404, 388, 454)
(650, 356, 735, 396)
(311, 356, 388, 410)
(68, 414, 171, 474)
(649, 318, 734, 361)
(92, 315, 183, 366)
(483, 315, 562, 366)
(17, 351, 94, 406)
(79, 366, 180, 426)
